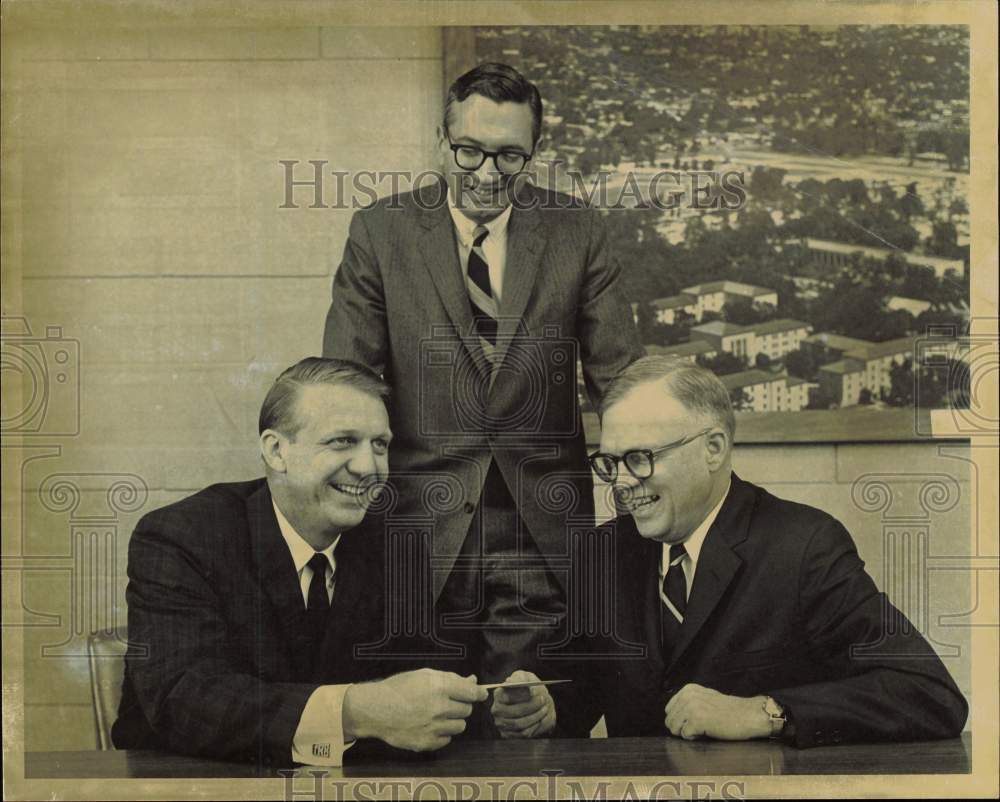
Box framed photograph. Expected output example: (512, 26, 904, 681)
(460, 24, 974, 444)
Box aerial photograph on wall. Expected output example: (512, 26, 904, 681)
(475, 25, 972, 442)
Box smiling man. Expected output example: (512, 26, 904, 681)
(575, 355, 967, 747)
(323, 62, 643, 737)
(113, 358, 489, 764)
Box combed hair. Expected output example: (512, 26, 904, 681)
(258, 357, 389, 437)
(444, 62, 543, 145)
(599, 355, 736, 441)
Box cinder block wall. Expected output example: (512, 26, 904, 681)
(4, 23, 444, 751)
(737, 441, 976, 713)
(4, 24, 974, 751)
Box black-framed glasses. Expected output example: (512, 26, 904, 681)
(589, 428, 714, 483)
(446, 136, 533, 176)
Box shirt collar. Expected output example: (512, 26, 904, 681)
(661, 477, 731, 574)
(447, 190, 513, 247)
(272, 501, 340, 574)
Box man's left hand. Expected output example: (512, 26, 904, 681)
(664, 684, 770, 741)
(490, 670, 556, 739)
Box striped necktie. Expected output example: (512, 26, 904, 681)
(662, 543, 688, 622)
(466, 225, 499, 365)
(660, 543, 688, 652)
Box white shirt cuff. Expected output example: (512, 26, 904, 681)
(291, 684, 355, 765)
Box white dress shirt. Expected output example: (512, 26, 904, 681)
(658, 480, 731, 607)
(273, 502, 340, 606)
(447, 192, 512, 302)
(272, 502, 354, 766)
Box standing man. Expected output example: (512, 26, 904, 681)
(322, 62, 643, 731)
(572, 355, 967, 745)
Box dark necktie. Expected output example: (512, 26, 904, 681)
(660, 543, 688, 652)
(305, 552, 331, 651)
(466, 225, 499, 365)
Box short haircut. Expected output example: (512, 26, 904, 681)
(599, 356, 736, 442)
(444, 62, 543, 145)
(258, 357, 390, 438)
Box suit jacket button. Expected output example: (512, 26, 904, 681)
(463, 502, 475, 514)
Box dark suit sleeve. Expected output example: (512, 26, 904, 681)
(123, 515, 317, 763)
(768, 519, 968, 747)
(576, 210, 645, 409)
(322, 208, 388, 372)
(549, 678, 603, 738)
(547, 647, 607, 738)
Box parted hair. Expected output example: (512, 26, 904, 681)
(258, 357, 389, 437)
(599, 355, 736, 442)
(445, 62, 544, 145)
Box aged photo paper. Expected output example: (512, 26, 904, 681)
(2, 1, 997, 799)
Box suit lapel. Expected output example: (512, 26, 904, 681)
(637, 534, 667, 673)
(616, 517, 667, 686)
(665, 476, 754, 675)
(493, 201, 546, 370)
(415, 203, 472, 333)
(414, 188, 493, 380)
(247, 484, 312, 664)
(312, 523, 373, 680)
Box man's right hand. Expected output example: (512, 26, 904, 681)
(342, 668, 488, 752)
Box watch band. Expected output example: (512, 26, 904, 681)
(762, 696, 786, 738)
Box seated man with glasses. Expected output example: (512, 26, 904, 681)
(563, 355, 967, 747)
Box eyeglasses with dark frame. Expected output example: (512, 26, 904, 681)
(445, 131, 534, 176)
(588, 428, 714, 483)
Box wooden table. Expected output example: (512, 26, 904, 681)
(24, 733, 971, 778)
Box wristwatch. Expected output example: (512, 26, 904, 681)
(762, 696, 786, 738)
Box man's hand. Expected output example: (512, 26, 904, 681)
(343, 668, 488, 752)
(664, 684, 770, 741)
(490, 670, 556, 739)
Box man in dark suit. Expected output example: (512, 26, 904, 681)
(322, 62, 643, 735)
(113, 358, 490, 764)
(572, 355, 967, 745)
